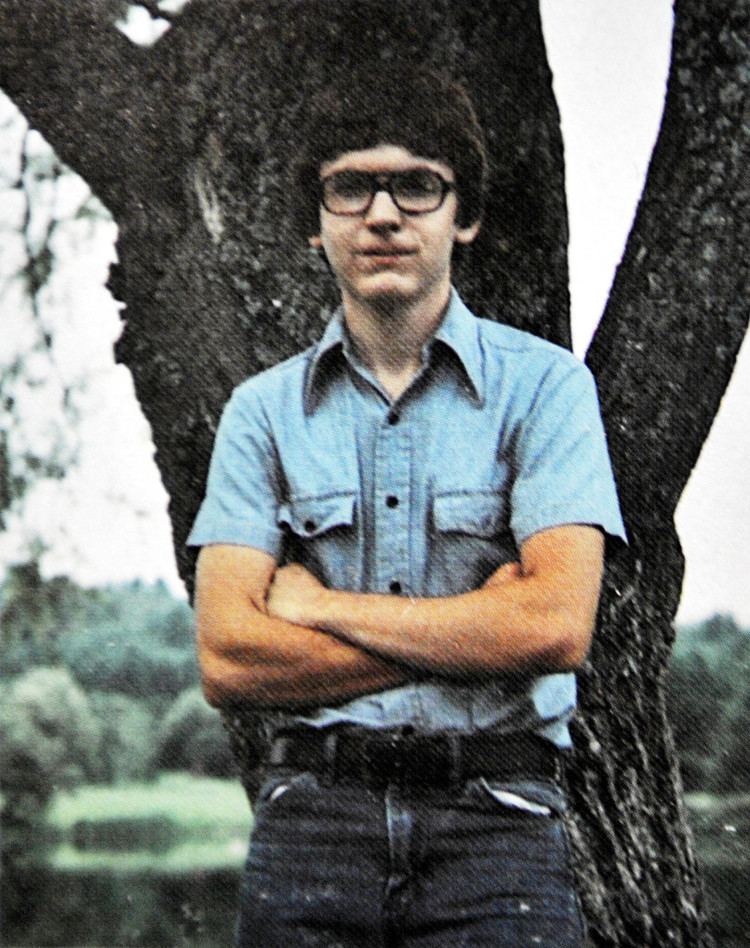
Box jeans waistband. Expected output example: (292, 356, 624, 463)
(268, 727, 561, 789)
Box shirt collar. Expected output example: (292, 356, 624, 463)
(304, 287, 485, 413)
(304, 309, 349, 414)
(431, 288, 485, 405)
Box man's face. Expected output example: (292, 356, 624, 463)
(309, 145, 480, 311)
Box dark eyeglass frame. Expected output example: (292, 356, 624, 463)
(319, 170, 455, 216)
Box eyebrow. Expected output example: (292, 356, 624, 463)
(320, 165, 455, 180)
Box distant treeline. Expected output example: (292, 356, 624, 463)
(666, 613, 750, 792)
(0, 562, 235, 854)
(1, 561, 749, 809)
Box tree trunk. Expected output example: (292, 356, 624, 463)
(2, 0, 748, 943)
(573, 1, 750, 942)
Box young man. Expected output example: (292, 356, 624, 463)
(189, 67, 626, 947)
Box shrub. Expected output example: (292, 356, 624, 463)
(155, 688, 236, 777)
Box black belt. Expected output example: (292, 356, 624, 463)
(268, 727, 560, 789)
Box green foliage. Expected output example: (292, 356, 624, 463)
(87, 691, 158, 784)
(61, 622, 198, 704)
(1, 566, 199, 703)
(0, 666, 102, 865)
(666, 651, 726, 789)
(667, 614, 750, 791)
(0, 560, 93, 671)
(155, 688, 236, 778)
(0, 666, 102, 794)
(712, 687, 750, 793)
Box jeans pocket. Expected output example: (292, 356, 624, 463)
(462, 776, 567, 818)
(253, 770, 317, 816)
(477, 777, 553, 816)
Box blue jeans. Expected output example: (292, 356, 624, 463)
(235, 768, 586, 947)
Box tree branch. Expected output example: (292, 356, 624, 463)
(0, 1, 156, 213)
(587, 0, 750, 531)
(0, 0, 220, 218)
(138, 0, 177, 22)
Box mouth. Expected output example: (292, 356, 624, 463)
(358, 247, 416, 263)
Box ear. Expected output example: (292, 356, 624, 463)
(454, 219, 481, 245)
(308, 234, 323, 249)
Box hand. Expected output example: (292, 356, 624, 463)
(266, 562, 325, 626)
(482, 561, 523, 588)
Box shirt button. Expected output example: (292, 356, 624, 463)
(304, 519, 316, 533)
(386, 495, 399, 508)
(387, 410, 400, 425)
(389, 580, 402, 594)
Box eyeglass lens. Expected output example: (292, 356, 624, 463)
(322, 170, 448, 215)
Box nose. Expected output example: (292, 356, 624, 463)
(364, 187, 402, 228)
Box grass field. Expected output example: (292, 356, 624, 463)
(48, 772, 251, 830)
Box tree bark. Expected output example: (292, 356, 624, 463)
(2, 0, 748, 943)
(574, 1, 750, 943)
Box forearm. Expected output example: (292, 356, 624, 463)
(304, 581, 576, 676)
(271, 527, 604, 677)
(200, 612, 411, 710)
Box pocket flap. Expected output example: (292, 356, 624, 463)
(433, 491, 504, 538)
(278, 493, 356, 538)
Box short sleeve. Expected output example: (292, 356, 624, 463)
(186, 387, 285, 557)
(509, 362, 627, 547)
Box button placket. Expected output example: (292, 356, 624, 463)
(374, 411, 411, 595)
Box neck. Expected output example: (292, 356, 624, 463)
(342, 284, 451, 398)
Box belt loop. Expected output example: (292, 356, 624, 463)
(447, 733, 462, 788)
(269, 735, 290, 767)
(321, 731, 338, 786)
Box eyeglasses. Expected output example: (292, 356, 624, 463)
(319, 169, 454, 216)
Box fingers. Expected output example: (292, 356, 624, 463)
(482, 561, 522, 587)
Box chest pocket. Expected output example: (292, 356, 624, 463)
(433, 491, 506, 537)
(430, 490, 512, 594)
(277, 492, 359, 589)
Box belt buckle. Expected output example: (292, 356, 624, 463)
(416, 734, 457, 788)
(362, 731, 407, 785)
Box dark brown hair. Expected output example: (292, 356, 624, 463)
(293, 64, 488, 236)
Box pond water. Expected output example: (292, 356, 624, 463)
(4, 790, 250, 948)
(4, 864, 243, 947)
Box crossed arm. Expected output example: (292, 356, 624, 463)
(194, 524, 604, 711)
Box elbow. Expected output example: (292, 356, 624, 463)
(200, 665, 229, 709)
(196, 627, 233, 709)
(539, 613, 594, 672)
(198, 648, 269, 711)
(548, 636, 589, 672)
(199, 655, 234, 709)
(196, 610, 270, 709)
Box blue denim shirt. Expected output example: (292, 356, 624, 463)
(188, 290, 626, 748)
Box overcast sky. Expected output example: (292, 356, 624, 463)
(2, 0, 748, 625)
